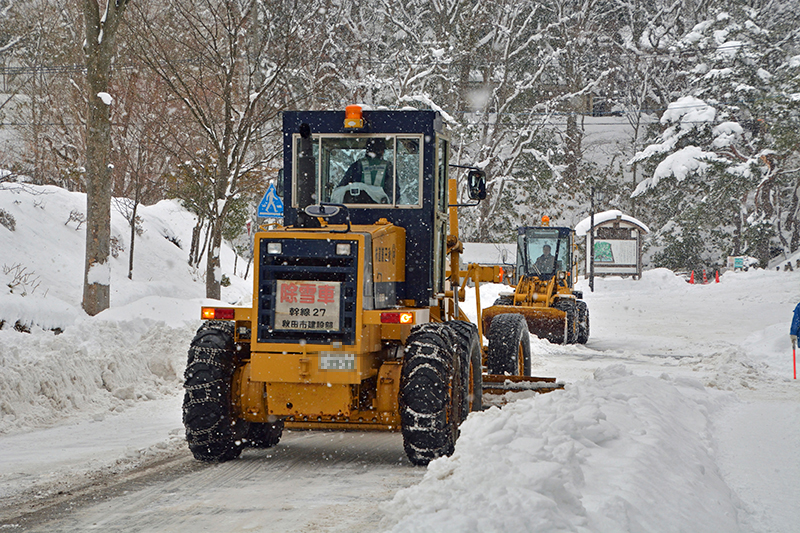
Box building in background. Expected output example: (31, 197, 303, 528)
(576, 210, 649, 280)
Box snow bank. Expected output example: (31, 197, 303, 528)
(0, 312, 198, 435)
(0, 292, 81, 332)
(0, 183, 255, 434)
(382, 365, 740, 533)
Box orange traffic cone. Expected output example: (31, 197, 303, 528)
(689, 271, 694, 284)
(702, 269, 708, 284)
(715, 270, 720, 283)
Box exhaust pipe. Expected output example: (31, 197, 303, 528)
(295, 123, 319, 228)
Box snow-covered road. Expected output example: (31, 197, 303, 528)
(4, 430, 422, 532)
(3, 267, 798, 532)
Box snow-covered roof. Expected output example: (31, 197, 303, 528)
(575, 209, 649, 236)
(460, 242, 516, 265)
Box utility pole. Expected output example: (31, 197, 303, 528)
(589, 186, 595, 292)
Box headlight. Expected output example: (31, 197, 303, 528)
(267, 242, 282, 254)
(335, 243, 351, 255)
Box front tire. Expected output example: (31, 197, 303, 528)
(183, 321, 247, 462)
(553, 299, 577, 344)
(492, 295, 514, 306)
(486, 313, 531, 376)
(400, 323, 461, 466)
(246, 419, 284, 448)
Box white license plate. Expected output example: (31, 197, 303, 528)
(319, 353, 355, 370)
(274, 280, 341, 331)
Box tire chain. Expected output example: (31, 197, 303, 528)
(182, 322, 241, 462)
(400, 323, 459, 465)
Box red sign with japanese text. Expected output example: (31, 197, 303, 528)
(275, 280, 341, 331)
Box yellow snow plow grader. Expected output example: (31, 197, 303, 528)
(482, 219, 589, 345)
(183, 107, 562, 467)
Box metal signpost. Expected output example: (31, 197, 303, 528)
(589, 187, 595, 292)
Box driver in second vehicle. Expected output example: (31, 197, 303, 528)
(535, 244, 556, 272)
(336, 137, 393, 203)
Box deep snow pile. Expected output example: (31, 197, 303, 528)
(382, 367, 739, 533)
(381, 269, 800, 533)
(0, 183, 249, 434)
(0, 304, 197, 435)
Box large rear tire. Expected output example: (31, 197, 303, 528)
(183, 321, 247, 462)
(445, 320, 483, 414)
(576, 300, 590, 344)
(400, 323, 461, 466)
(486, 313, 531, 376)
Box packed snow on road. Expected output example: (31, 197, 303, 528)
(0, 184, 797, 532)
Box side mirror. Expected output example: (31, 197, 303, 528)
(276, 169, 284, 198)
(305, 202, 352, 233)
(305, 204, 341, 218)
(467, 170, 486, 200)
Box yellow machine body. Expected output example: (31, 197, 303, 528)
(188, 109, 563, 468)
(481, 224, 587, 345)
(214, 223, 418, 430)
(482, 275, 575, 344)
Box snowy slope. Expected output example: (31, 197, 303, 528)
(0, 183, 251, 331)
(0, 183, 798, 533)
(0, 184, 250, 433)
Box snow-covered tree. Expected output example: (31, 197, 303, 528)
(111, 65, 174, 280)
(603, 0, 699, 203)
(1, 0, 796, 270)
(130, 0, 335, 298)
(3, 0, 86, 188)
(630, 4, 800, 269)
(369, 0, 611, 241)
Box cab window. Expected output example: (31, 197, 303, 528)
(524, 228, 567, 277)
(436, 138, 448, 213)
(293, 135, 422, 207)
(396, 138, 421, 206)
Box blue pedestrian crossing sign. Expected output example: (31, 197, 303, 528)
(257, 183, 283, 217)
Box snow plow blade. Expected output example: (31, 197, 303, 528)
(483, 305, 567, 344)
(482, 374, 565, 395)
